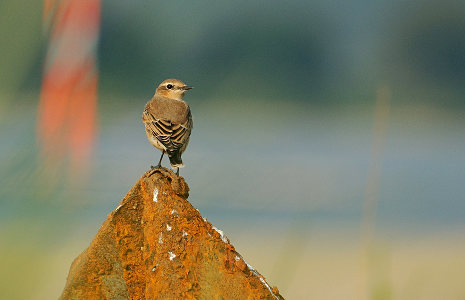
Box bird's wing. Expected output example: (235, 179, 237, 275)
(143, 106, 192, 155)
(171, 108, 192, 145)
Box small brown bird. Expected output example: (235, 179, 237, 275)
(142, 79, 193, 175)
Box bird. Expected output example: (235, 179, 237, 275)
(142, 79, 193, 176)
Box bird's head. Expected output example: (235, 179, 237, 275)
(155, 78, 193, 100)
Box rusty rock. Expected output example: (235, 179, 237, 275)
(60, 167, 284, 300)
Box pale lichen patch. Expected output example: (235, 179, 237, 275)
(153, 188, 159, 202)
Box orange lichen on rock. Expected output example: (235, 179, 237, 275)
(60, 168, 284, 300)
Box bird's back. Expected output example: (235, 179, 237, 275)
(146, 95, 189, 124)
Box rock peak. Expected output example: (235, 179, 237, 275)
(60, 168, 284, 299)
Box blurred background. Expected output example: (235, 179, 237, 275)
(1, 0, 465, 299)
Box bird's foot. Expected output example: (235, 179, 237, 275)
(151, 164, 162, 170)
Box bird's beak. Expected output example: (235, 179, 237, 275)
(181, 86, 193, 91)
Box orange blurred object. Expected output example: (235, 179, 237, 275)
(38, 0, 101, 175)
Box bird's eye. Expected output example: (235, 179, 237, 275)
(167, 84, 173, 89)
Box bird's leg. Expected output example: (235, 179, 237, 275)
(157, 151, 165, 167)
(176, 167, 180, 176)
(151, 151, 164, 169)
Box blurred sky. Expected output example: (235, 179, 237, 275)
(1, 0, 465, 299)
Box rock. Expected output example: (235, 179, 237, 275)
(60, 168, 284, 300)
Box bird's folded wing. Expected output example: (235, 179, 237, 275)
(171, 109, 192, 144)
(143, 107, 192, 153)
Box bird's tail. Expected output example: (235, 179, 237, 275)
(168, 151, 184, 168)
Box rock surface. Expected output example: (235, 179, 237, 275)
(60, 168, 284, 299)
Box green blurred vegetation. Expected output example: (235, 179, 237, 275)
(96, 0, 465, 107)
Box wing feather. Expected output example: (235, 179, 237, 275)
(143, 106, 192, 155)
